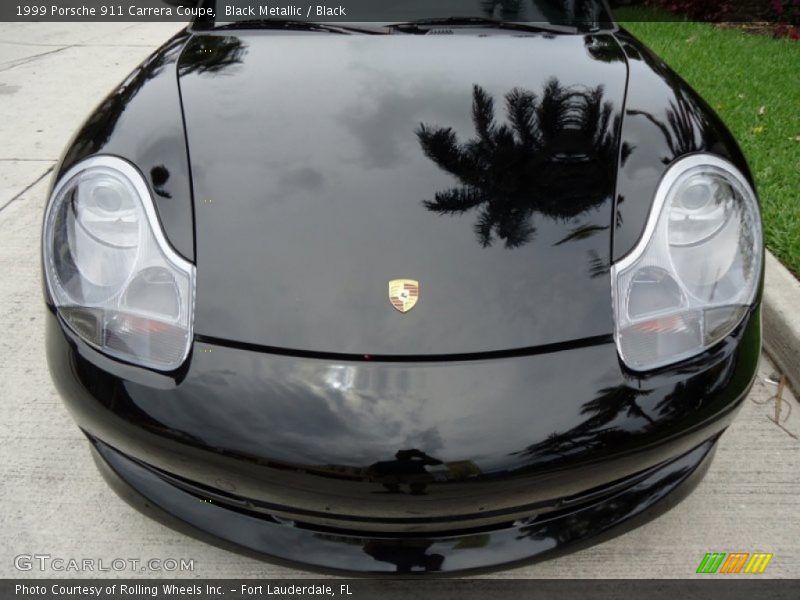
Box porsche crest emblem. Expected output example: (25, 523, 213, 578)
(388, 279, 419, 313)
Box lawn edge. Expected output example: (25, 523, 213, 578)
(763, 250, 800, 395)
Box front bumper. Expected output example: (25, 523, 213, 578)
(47, 305, 760, 573)
(92, 435, 717, 574)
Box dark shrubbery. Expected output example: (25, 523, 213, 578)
(636, 0, 800, 38)
(771, 0, 800, 26)
(646, 0, 731, 21)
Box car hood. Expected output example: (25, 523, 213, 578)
(178, 32, 628, 356)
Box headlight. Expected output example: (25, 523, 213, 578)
(43, 156, 195, 370)
(612, 154, 761, 371)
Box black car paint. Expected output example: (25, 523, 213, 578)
(47, 300, 759, 570)
(92, 436, 717, 574)
(179, 32, 626, 355)
(55, 31, 195, 261)
(44, 22, 762, 574)
(611, 28, 754, 261)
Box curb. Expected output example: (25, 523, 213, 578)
(763, 251, 800, 395)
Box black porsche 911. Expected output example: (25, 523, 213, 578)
(43, 0, 763, 574)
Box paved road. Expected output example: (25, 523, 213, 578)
(1, 23, 798, 579)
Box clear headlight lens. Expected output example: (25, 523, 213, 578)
(612, 155, 761, 371)
(43, 156, 195, 370)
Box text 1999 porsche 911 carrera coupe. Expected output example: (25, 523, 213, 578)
(43, 0, 763, 574)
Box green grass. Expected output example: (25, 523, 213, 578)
(617, 7, 800, 277)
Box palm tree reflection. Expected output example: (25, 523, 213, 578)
(512, 351, 739, 466)
(480, 0, 604, 24)
(512, 385, 654, 463)
(628, 98, 709, 165)
(179, 36, 247, 76)
(515, 461, 694, 544)
(63, 34, 246, 166)
(416, 79, 618, 248)
(621, 40, 716, 168)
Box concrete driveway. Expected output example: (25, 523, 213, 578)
(1, 23, 798, 579)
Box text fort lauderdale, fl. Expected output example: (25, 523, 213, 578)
(225, 4, 347, 17)
(17, 583, 353, 596)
